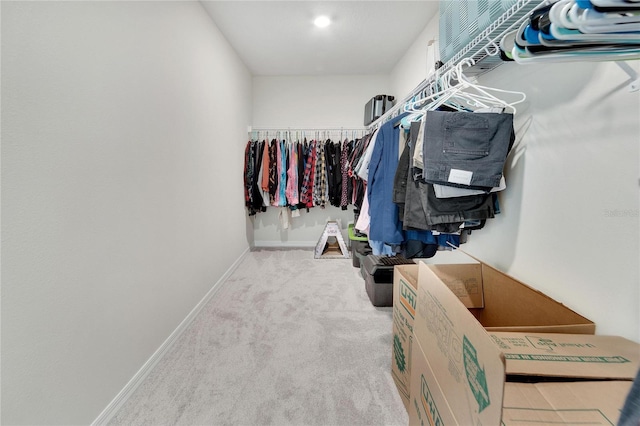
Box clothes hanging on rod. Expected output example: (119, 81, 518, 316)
(353, 71, 519, 257)
(244, 113, 514, 255)
(367, 113, 408, 252)
(355, 118, 483, 257)
(243, 135, 364, 217)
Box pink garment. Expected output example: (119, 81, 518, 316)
(273, 140, 282, 206)
(261, 139, 269, 192)
(355, 183, 370, 236)
(286, 143, 299, 205)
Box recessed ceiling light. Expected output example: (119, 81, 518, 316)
(314, 16, 331, 28)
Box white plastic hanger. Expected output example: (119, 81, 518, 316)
(549, 0, 575, 27)
(550, 0, 640, 33)
(591, 0, 640, 8)
(512, 43, 640, 62)
(402, 72, 462, 114)
(402, 60, 482, 112)
(400, 53, 527, 117)
(442, 57, 527, 113)
(550, 22, 640, 41)
(558, 0, 581, 29)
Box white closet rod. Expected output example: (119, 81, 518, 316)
(249, 128, 368, 139)
(368, 0, 544, 130)
(249, 128, 367, 132)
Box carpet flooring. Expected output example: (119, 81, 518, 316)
(108, 249, 408, 426)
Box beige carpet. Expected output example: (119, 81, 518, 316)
(109, 248, 408, 426)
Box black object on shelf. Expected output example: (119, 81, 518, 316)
(364, 95, 395, 126)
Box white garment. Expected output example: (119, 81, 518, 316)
(355, 187, 370, 236)
(475, 107, 505, 113)
(412, 115, 426, 170)
(434, 175, 507, 198)
(355, 129, 379, 181)
(279, 207, 291, 229)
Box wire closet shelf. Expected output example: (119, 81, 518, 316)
(368, 0, 543, 130)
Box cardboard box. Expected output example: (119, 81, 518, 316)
(392, 250, 595, 413)
(426, 250, 596, 334)
(502, 380, 633, 425)
(391, 255, 486, 412)
(391, 265, 419, 412)
(408, 263, 639, 425)
(491, 331, 640, 380)
(391, 250, 483, 411)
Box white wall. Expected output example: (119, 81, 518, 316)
(251, 75, 390, 246)
(1, 2, 252, 424)
(390, 12, 440, 102)
(253, 75, 390, 129)
(466, 60, 640, 342)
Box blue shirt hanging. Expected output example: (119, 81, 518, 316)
(367, 113, 408, 248)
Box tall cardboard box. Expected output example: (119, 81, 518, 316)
(391, 254, 486, 412)
(391, 250, 595, 413)
(408, 263, 638, 425)
(391, 265, 418, 412)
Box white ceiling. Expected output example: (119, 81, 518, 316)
(200, 1, 439, 76)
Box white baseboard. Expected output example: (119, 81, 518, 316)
(91, 247, 251, 425)
(254, 240, 316, 248)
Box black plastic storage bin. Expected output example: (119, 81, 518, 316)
(351, 239, 371, 268)
(361, 255, 414, 307)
